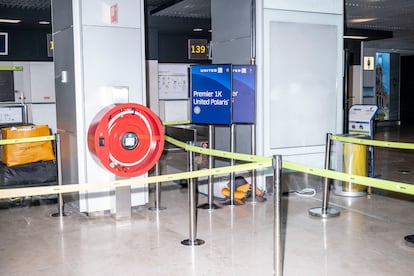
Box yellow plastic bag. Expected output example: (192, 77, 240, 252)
(2, 125, 55, 167)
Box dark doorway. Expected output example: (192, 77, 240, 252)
(400, 55, 414, 125)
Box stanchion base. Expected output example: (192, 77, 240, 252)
(181, 239, 205, 246)
(221, 199, 244, 206)
(308, 207, 340, 218)
(148, 206, 167, 211)
(246, 196, 267, 204)
(404, 235, 414, 247)
(197, 203, 221, 210)
(51, 212, 69, 217)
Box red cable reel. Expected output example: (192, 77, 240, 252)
(88, 103, 164, 177)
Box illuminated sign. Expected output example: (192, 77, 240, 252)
(232, 65, 256, 123)
(188, 39, 209, 60)
(190, 64, 232, 125)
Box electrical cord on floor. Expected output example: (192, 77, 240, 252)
(282, 188, 316, 197)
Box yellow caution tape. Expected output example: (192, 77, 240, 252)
(0, 66, 23, 71)
(331, 135, 414, 150)
(1, 132, 413, 199)
(283, 161, 414, 195)
(0, 161, 270, 199)
(165, 136, 270, 163)
(0, 135, 56, 145)
(163, 120, 191, 126)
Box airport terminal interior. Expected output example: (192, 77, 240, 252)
(1, 0, 414, 275)
(0, 124, 413, 276)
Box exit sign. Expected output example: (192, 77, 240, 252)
(188, 39, 209, 60)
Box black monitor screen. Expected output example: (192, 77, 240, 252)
(0, 71, 15, 102)
(0, 33, 7, 54)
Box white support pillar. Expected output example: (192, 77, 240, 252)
(52, 0, 148, 213)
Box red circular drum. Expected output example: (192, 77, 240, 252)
(88, 103, 164, 177)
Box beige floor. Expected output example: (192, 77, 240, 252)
(0, 125, 413, 276)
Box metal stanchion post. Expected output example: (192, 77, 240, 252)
(198, 125, 220, 210)
(149, 161, 166, 211)
(181, 141, 205, 246)
(248, 124, 266, 204)
(273, 155, 283, 276)
(230, 124, 236, 205)
(308, 133, 340, 218)
(223, 124, 241, 206)
(52, 133, 68, 217)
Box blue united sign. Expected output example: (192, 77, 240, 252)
(190, 64, 232, 125)
(232, 65, 256, 124)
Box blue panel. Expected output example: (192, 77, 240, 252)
(0, 33, 7, 54)
(232, 65, 256, 123)
(190, 64, 232, 125)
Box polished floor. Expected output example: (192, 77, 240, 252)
(0, 125, 413, 276)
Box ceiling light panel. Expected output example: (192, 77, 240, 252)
(346, 0, 414, 31)
(0, 0, 50, 9)
(152, 0, 211, 19)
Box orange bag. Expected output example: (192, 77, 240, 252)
(2, 125, 55, 167)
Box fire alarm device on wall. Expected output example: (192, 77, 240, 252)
(110, 4, 118, 24)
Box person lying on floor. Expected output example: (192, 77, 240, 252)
(221, 176, 265, 204)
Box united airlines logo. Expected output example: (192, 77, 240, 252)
(200, 67, 224, 73)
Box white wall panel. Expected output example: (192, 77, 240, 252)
(268, 21, 337, 148)
(82, 0, 142, 28)
(159, 100, 189, 122)
(212, 37, 252, 65)
(29, 103, 57, 133)
(212, 0, 252, 42)
(52, 0, 147, 213)
(29, 62, 55, 103)
(12, 62, 31, 102)
(264, 0, 342, 14)
(82, 26, 144, 112)
(261, 7, 343, 168)
(81, 25, 145, 212)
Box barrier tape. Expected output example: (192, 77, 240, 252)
(331, 135, 414, 150)
(0, 66, 23, 71)
(167, 135, 414, 196)
(162, 120, 191, 126)
(283, 161, 414, 196)
(0, 131, 413, 200)
(165, 136, 269, 163)
(0, 161, 270, 199)
(0, 135, 56, 145)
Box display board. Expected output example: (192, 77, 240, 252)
(158, 63, 189, 100)
(190, 64, 232, 125)
(0, 106, 24, 125)
(232, 65, 256, 123)
(0, 32, 8, 55)
(0, 71, 14, 102)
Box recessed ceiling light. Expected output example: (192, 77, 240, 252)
(193, 28, 203, 32)
(0, 19, 22, 24)
(39, 21, 50, 25)
(344, 35, 368, 40)
(348, 18, 377, 24)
